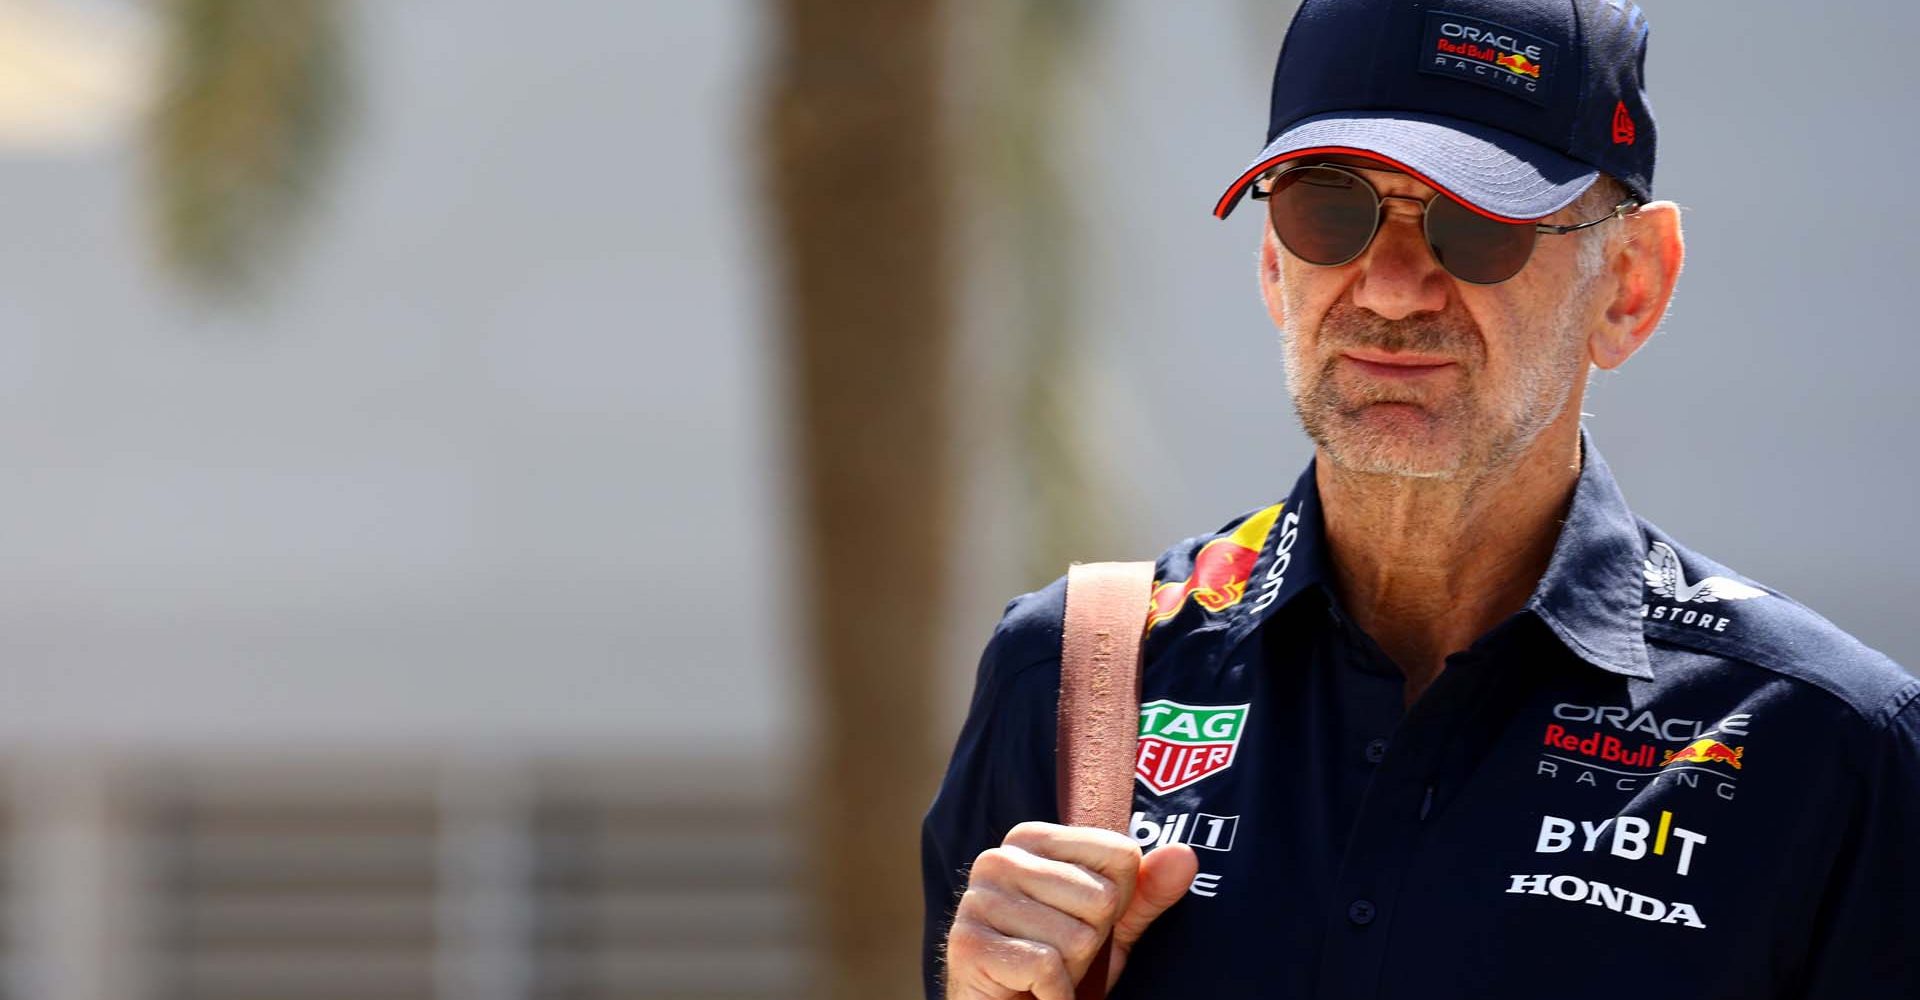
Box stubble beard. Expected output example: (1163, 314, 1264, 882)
(1282, 294, 1590, 482)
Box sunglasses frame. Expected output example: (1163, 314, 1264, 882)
(1249, 162, 1640, 285)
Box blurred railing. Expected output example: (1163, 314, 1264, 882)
(528, 765, 805, 999)
(0, 758, 808, 1000)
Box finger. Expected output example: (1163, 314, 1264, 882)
(948, 916, 1077, 1000)
(971, 844, 1126, 929)
(961, 884, 1107, 981)
(1111, 843, 1198, 952)
(1002, 821, 1144, 889)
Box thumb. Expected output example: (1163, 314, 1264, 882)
(1110, 843, 1198, 957)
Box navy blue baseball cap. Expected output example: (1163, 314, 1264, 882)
(1214, 0, 1657, 223)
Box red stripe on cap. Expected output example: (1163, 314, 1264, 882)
(1212, 146, 1537, 224)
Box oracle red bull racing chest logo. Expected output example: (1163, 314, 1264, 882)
(1146, 503, 1284, 631)
(1536, 704, 1752, 801)
(1135, 700, 1251, 795)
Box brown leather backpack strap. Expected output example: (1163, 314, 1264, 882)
(1058, 560, 1154, 1000)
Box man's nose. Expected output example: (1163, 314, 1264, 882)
(1349, 211, 1451, 320)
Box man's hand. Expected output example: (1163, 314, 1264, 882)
(943, 821, 1200, 1000)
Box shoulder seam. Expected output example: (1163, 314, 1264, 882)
(979, 649, 1059, 704)
(1644, 625, 1906, 729)
(1880, 679, 1920, 731)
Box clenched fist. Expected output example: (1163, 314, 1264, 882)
(942, 821, 1200, 1000)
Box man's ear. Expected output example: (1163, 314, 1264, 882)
(1590, 200, 1684, 370)
(1259, 228, 1287, 330)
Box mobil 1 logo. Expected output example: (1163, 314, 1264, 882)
(1131, 811, 1240, 901)
(1130, 811, 1240, 853)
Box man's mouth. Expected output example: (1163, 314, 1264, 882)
(1338, 349, 1458, 380)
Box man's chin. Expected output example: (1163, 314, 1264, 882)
(1314, 406, 1468, 478)
(1325, 447, 1462, 479)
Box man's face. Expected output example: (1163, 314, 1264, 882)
(1264, 157, 1613, 480)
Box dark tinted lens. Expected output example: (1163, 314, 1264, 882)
(1267, 167, 1378, 266)
(1424, 196, 1536, 284)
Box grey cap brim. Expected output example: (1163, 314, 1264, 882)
(1213, 111, 1598, 222)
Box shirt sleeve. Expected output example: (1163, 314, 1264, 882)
(919, 579, 1065, 1000)
(1797, 686, 1920, 995)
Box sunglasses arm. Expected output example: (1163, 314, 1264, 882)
(1533, 200, 1640, 235)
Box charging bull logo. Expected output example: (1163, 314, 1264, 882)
(1145, 504, 1283, 630)
(1662, 739, 1744, 771)
(1495, 52, 1542, 78)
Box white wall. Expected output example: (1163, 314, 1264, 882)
(0, 0, 795, 753)
(0, 0, 1910, 762)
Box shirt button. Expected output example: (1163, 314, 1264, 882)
(1364, 738, 1389, 764)
(1347, 899, 1376, 926)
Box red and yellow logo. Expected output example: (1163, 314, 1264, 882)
(1146, 504, 1284, 631)
(1495, 51, 1543, 78)
(1661, 738, 1744, 770)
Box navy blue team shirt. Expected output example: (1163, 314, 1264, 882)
(922, 430, 1920, 998)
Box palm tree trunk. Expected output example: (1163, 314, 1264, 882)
(766, 2, 950, 997)
(149, 0, 345, 294)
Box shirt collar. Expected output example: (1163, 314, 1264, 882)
(1523, 428, 1654, 679)
(1224, 459, 1328, 645)
(1235, 427, 1652, 679)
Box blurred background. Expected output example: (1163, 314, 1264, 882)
(0, 0, 1912, 998)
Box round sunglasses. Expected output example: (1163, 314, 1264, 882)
(1250, 163, 1639, 285)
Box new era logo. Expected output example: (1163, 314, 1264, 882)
(1612, 101, 1636, 145)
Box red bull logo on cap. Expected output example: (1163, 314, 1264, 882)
(1661, 739, 1745, 771)
(1495, 51, 1543, 78)
(1422, 12, 1556, 106)
(1146, 503, 1284, 631)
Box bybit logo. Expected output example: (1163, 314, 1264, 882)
(1535, 810, 1707, 876)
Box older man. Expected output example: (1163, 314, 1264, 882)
(921, 0, 1920, 997)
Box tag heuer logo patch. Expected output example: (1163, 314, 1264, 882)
(1135, 700, 1250, 795)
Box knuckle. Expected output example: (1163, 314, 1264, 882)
(1064, 917, 1103, 958)
(949, 914, 988, 946)
(1025, 938, 1064, 970)
(970, 846, 1011, 880)
(944, 921, 988, 967)
(1037, 963, 1074, 1000)
(1094, 825, 1142, 853)
(1098, 829, 1145, 867)
(1083, 870, 1124, 920)
(955, 886, 991, 919)
(1003, 820, 1058, 850)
